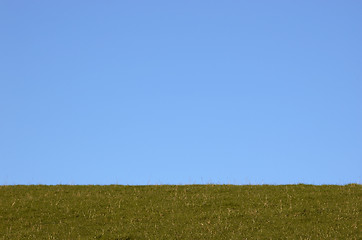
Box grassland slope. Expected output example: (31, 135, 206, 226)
(0, 184, 361, 239)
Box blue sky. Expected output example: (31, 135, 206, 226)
(1, 1, 361, 185)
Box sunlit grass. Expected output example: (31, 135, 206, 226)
(0, 184, 360, 239)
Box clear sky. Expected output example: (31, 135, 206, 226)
(1, 1, 361, 185)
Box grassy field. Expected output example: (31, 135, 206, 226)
(0, 184, 360, 239)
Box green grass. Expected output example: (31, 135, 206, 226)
(0, 184, 361, 239)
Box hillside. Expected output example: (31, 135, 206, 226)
(0, 184, 360, 239)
